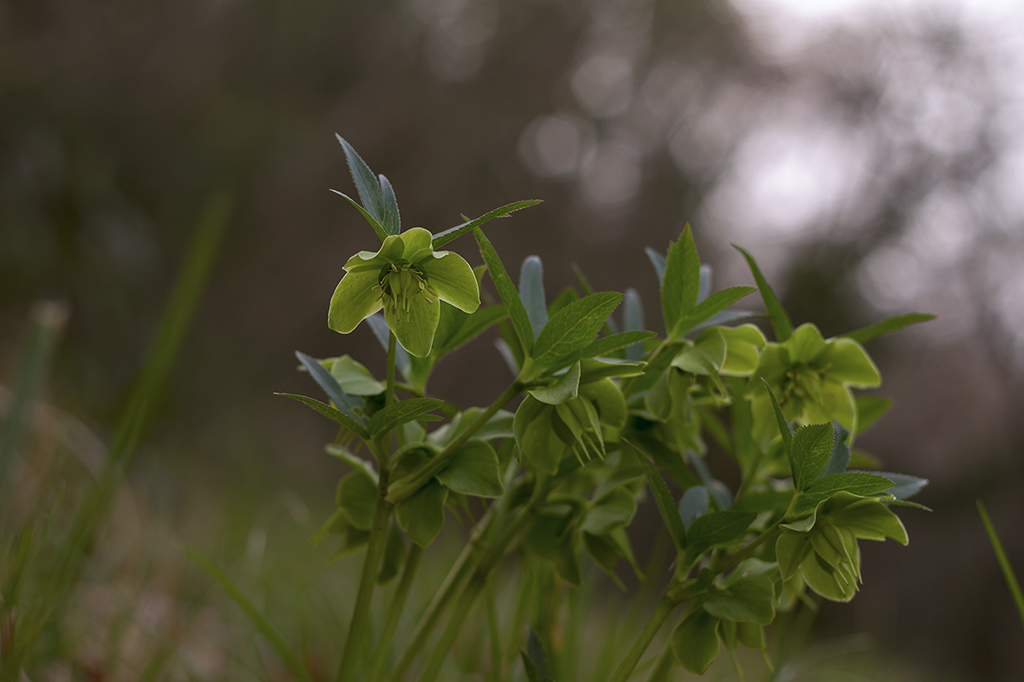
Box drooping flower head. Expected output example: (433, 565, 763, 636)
(328, 227, 479, 357)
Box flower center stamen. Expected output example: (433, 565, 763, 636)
(375, 261, 436, 322)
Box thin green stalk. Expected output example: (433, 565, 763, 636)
(417, 574, 488, 682)
(386, 333, 397, 408)
(336, 464, 393, 682)
(485, 576, 503, 682)
(710, 520, 782, 577)
(385, 382, 521, 504)
(384, 507, 499, 682)
(366, 543, 423, 681)
(607, 596, 678, 682)
(643, 640, 674, 682)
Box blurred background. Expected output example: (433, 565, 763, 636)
(2, 0, 1023, 678)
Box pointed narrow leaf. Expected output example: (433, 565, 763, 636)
(733, 245, 792, 341)
(378, 174, 401, 236)
(841, 313, 935, 344)
(879, 472, 928, 500)
(368, 398, 444, 437)
(275, 393, 369, 440)
(520, 255, 547, 340)
(624, 439, 686, 549)
(672, 286, 756, 340)
(790, 422, 834, 491)
(295, 351, 367, 426)
(645, 247, 667, 286)
(623, 287, 646, 361)
(336, 135, 385, 228)
(661, 226, 701, 333)
(528, 291, 623, 376)
(329, 189, 387, 241)
(678, 486, 710, 530)
(435, 303, 507, 356)
(474, 227, 535, 355)
(580, 330, 656, 359)
(761, 380, 792, 453)
(685, 511, 756, 557)
(821, 422, 851, 477)
(432, 200, 542, 248)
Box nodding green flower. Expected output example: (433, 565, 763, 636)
(328, 227, 480, 358)
(748, 323, 880, 445)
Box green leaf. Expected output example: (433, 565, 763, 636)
(514, 398, 566, 475)
(671, 608, 720, 674)
(336, 468, 378, 530)
(295, 351, 368, 427)
(733, 245, 793, 341)
(678, 486, 710, 530)
(519, 255, 547, 340)
(435, 439, 504, 498)
(367, 313, 412, 380)
(672, 287, 756, 341)
(327, 355, 385, 396)
(474, 226, 535, 355)
(274, 393, 369, 440)
(624, 440, 687, 549)
(855, 395, 891, 432)
(579, 486, 637, 535)
(435, 304, 508, 357)
(623, 288, 647, 361)
(790, 422, 834, 491)
(661, 226, 701, 334)
(336, 135, 389, 236)
(395, 479, 448, 547)
(330, 190, 387, 242)
(821, 423, 851, 477)
(840, 313, 935, 344)
(578, 358, 645, 383)
(879, 472, 928, 500)
(671, 328, 727, 375)
(580, 330, 656, 359)
(704, 575, 776, 624)
(185, 548, 314, 682)
(645, 247, 667, 286)
(520, 629, 554, 682)
(761, 380, 793, 454)
(378, 174, 401, 236)
(685, 511, 756, 558)
(527, 291, 623, 378)
(368, 398, 444, 437)
(788, 474, 896, 523)
(528, 361, 581, 405)
(432, 200, 543, 248)
(978, 500, 1024, 630)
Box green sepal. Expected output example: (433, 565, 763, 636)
(395, 479, 448, 547)
(579, 486, 637, 535)
(528, 361, 581, 405)
(336, 468, 378, 530)
(671, 607, 720, 674)
(435, 439, 505, 498)
(671, 328, 726, 375)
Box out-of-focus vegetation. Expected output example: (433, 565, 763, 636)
(2, 0, 1023, 679)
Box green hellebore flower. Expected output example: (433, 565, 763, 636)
(327, 227, 480, 357)
(748, 323, 880, 445)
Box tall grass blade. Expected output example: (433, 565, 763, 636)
(978, 500, 1024, 630)
(184, 547, 314, 682)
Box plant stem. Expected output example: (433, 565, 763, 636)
(336, 459, 393, 682)
(607, 596, 678, 682)
(416, 574, 488, 682)
(710, 520, 782, 577)
(385, 382, 522, 504)
(386, 332, 397, 407)
(366, 543, 423, 681)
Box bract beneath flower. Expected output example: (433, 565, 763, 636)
(327, 227, 480, 357)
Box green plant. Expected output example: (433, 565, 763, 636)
(211, 137, 932, 681)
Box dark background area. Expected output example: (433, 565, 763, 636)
(3, 0, 1023, 679)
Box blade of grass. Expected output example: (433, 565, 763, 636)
(184, 547, 314, 682)
(978, 500, 1024, 629)
(0, 301, 68, 494)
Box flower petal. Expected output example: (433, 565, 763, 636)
(328, 270, 384, 333)
(786, 324, 827, 362)
(420, 251, 480, 313)
(383, 290, 440, 358)
(343, 234, 406, 272)
(819, 338, 881, 387)
(400, 227, 434, 263)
